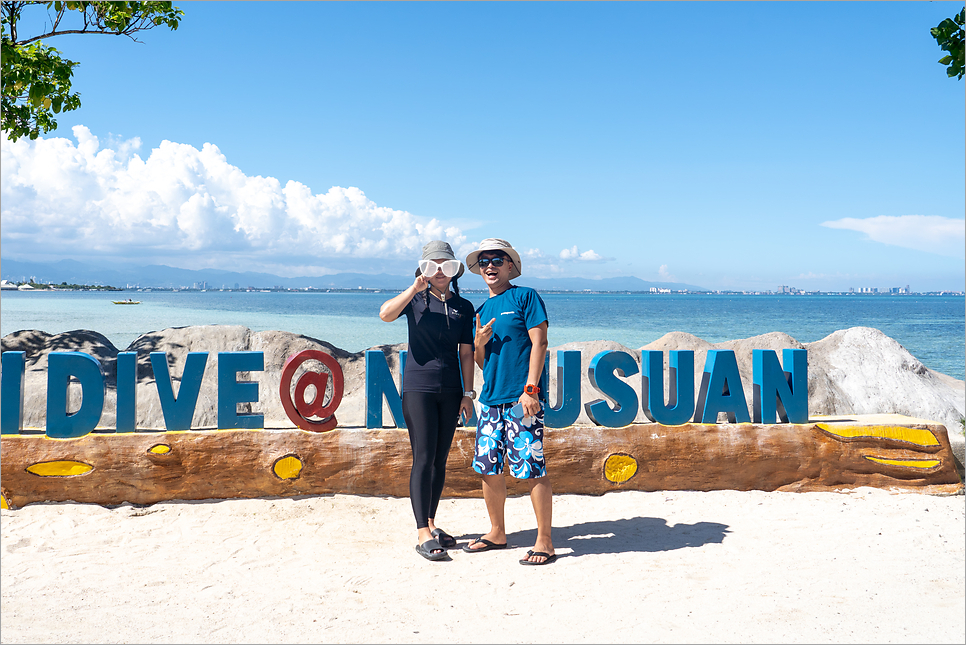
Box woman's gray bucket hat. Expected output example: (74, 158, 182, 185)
(415, 240, 464, 278)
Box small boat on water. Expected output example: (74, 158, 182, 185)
(112, 299, 141, 305)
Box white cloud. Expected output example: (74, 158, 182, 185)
(658, 264, 673, 280)
(0, 127, 466, 270)
(559, 246, 578, 260)
(522, 248, 546, 259)
(821, 215, 965, 257)
(559, 245, 605, 261)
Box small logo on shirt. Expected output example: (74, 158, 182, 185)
(501, 311, 515, 316)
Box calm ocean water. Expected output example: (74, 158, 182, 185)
(2, 290, 964, 379)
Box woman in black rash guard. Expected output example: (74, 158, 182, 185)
(379, 241, 476, 561)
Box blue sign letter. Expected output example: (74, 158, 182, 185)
(1, 351, 25, 435)
(545, 350, 581, 428)
(47, 352, 105, 439)
(151, 352, 208, 431)
(365, 350, 407, 428)
(218, 352, 265, 429)
(585, 351, 639, 427)
(694, 350, 750, 423)
(753, 349, 808, 424)
(115, 352, 137, 433)
(642, 350, 695, 426)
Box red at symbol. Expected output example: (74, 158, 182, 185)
(280, 350, 344, 432)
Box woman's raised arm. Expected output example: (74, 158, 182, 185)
(379, 275, 428, 322)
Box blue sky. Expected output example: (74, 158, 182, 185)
(2, 1, 963, 291)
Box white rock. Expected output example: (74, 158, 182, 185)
(1, 326, 962, 465)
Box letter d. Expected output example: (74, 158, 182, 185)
(47, 352, 105, 439)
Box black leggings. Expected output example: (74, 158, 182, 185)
(401, 391, 462, 529)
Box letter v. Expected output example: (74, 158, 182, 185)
(150, 352, 208, 431)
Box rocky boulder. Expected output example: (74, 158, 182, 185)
(2, 325, 963, 469)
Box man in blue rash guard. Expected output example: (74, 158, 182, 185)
(462, 238, 556, 566)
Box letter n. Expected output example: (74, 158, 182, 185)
(753, 349, 807, 423)
(365, 350, 407, 429)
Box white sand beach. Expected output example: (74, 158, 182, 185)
(1, 489, 964, 644)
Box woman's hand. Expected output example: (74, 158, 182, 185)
(459, 396, 474, 424)
(379, 274, 430, 322)
(413, 273, 430, 292)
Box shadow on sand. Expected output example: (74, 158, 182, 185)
(490, 517, 730, 558)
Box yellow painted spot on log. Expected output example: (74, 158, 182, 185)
(604, 454, 638, 484)
(1, 494, 9, 510)
(148, 444, 171, 454)
(273, 455, 303, 480)
(26, 460, 93, 477)
(816, 424, 940, 447)
(865, 456, 941, 469)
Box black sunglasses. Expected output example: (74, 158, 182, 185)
(477, 257, 508, 269)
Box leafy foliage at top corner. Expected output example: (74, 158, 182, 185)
(1, 1, 183, 142)
(931, 8, 965, 80)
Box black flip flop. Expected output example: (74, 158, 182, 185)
(462, 538, 508, 553)
(415, 539, 448, 561)
(431, 528, 457, 549)
(519, 550, 557, 565)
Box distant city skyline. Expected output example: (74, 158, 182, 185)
(1, 2, 963, 291)
(3, 257, 961, 296)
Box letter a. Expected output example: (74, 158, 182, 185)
(694, 350, 750, 424)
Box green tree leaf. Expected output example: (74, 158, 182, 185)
(1, 1, 184, 141)
(930, 8, 965, 81)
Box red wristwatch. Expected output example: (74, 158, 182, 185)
(524, 384, 540, 396)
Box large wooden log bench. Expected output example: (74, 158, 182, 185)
(1, 414, 961, 509)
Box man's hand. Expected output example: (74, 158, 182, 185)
(518, 390, 540, 417)
(475, 314, 495, 347)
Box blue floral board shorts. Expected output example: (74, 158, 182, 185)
(473, 402, 547, 479)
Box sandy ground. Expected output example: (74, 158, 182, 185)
(1, 489, 964, 644)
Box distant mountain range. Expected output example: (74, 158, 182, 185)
(0, 258, 706, 292)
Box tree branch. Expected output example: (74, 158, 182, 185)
(19, 28, 143, 44)
(51, 3, 66, 34)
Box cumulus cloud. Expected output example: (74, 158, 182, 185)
(0, 127, 466, 271)
(658, 264, 674, 280)
(559, 245, 605, 261)
(821, 215, 965, 257)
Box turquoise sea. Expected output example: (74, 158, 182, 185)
(1, 290, 964, 380)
